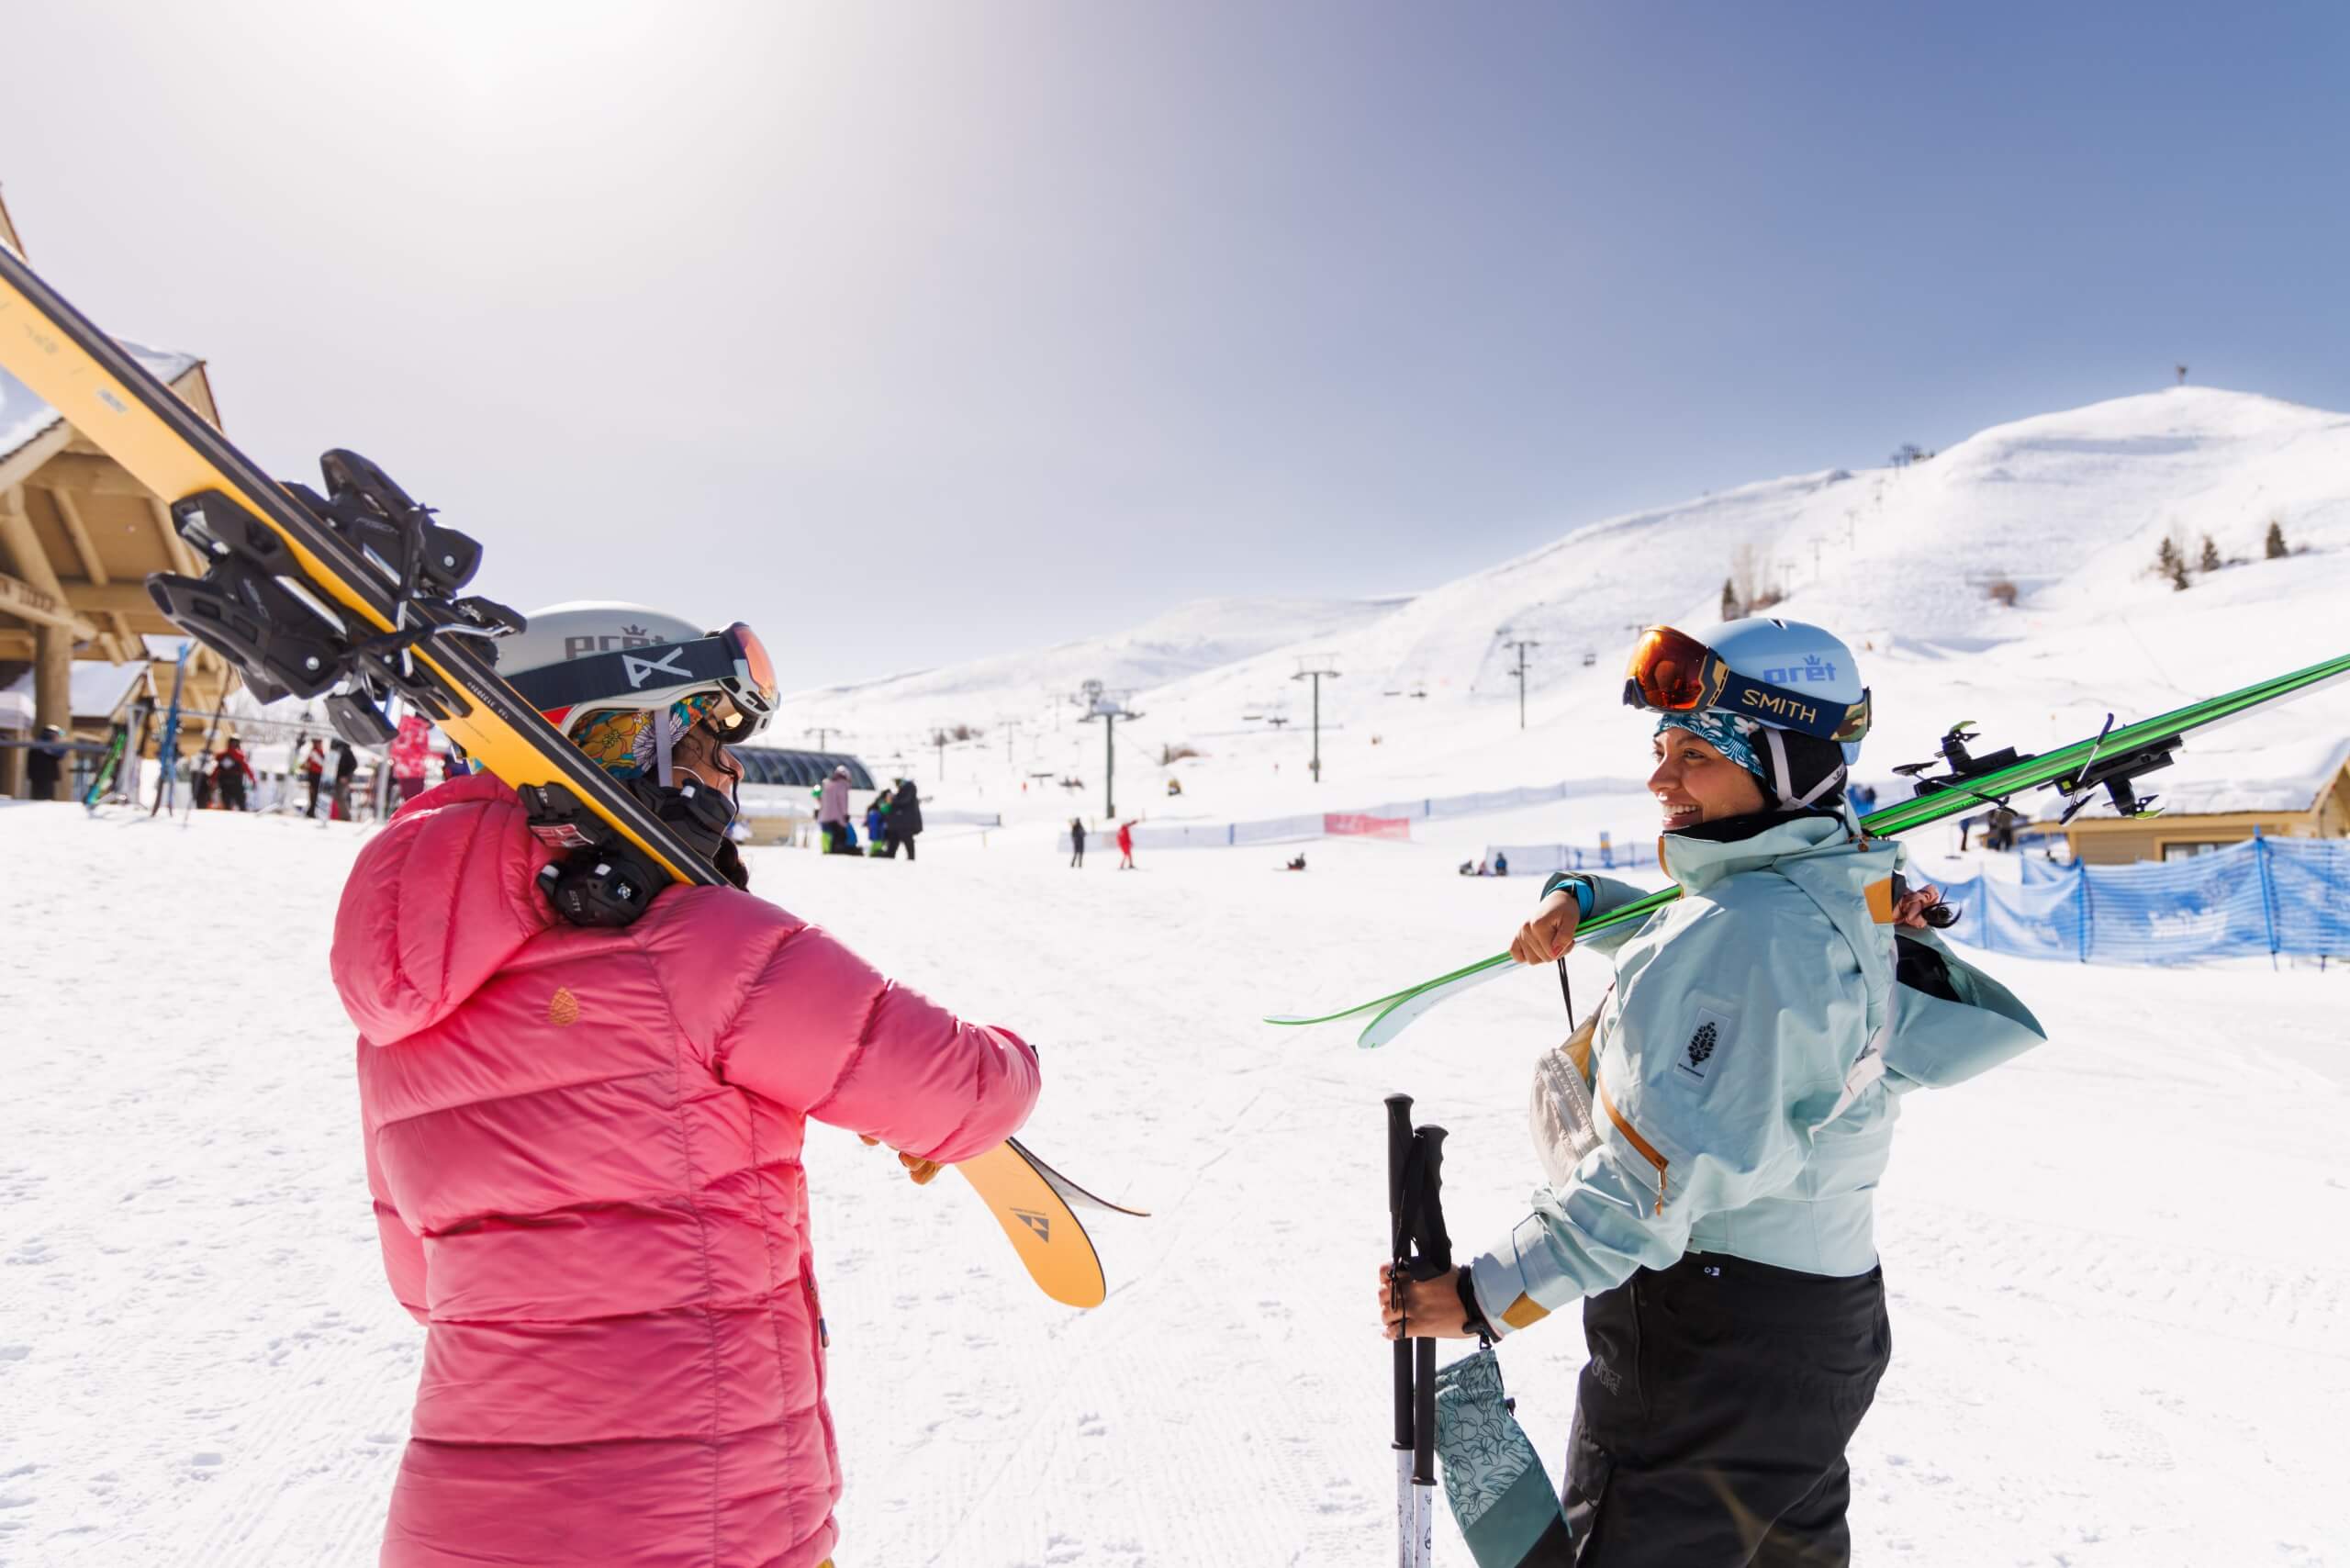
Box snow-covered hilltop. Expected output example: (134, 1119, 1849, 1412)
(788, 386, 2350, 828)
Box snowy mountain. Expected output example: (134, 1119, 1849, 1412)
(806, 386, 2350, 832)
(778, 593, 1411, 737)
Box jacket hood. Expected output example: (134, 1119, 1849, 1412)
(1658, 810, 1852, 892)
(330, 772, 559, 1045)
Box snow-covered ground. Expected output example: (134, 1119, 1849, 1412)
(3, 801, 2344, 1567)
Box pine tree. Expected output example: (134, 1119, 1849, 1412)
(2266, 520, 2288, 559)
(1721, 578, 1738, 620)
(2156, 536, 2189, 591)
(2199, 534, 2221, 573)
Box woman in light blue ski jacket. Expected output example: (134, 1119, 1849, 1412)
(1380, 619, 2047, 1568)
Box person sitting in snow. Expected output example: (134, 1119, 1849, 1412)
(1379, 619, 2044, 1566)
(332, 603, 1040, 1568)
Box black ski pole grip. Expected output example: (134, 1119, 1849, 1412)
(1386, 1094, 1416, 1459)
(1410, 1126, 1453, 1278)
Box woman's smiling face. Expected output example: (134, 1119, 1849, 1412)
(1649, 726, 1768, 829)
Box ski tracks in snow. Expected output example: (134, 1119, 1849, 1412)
(0, 810, 414, 1567)
(4, 809, 2345, 1564)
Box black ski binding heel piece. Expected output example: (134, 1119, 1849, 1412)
(1894, 713, 2175, 825)
(145, 450, 522, 747)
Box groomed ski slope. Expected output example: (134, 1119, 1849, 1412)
(778, 386, 2350, 837)
(2, 801, 2343, 1567)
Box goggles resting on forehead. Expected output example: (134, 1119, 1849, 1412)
(509, 622, 780, 741)
(1622, 625, 1870, 745)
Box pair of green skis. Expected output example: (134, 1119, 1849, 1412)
(1270, 651, 2350, 1049)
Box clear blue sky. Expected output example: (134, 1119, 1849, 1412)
(6, 1, 2344, 688)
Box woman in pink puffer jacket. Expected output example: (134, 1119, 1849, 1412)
(330, 610, 1039, 1568)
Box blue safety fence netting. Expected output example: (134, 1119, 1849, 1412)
(1937, 834, 2350, 963)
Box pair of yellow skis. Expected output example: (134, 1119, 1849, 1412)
(1, 242, 1137, 1311)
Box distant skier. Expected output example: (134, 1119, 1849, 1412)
(864, 796, 889, 857)
(332, 602, 1040, 1568)
(215, 738, 254, 812)
(1493, 851, 1509, 877)
(1116, 819, 1136, 869)
(330, 739, 358, 821)
(26, 723, 64, 801)
(886, 778, 923, 860)
(1378, 619, 2045, 1566)
(817, 763, 852, 853)
(389, 713, 432, 806)
(1069, 817, 1087, 867)
(300, 738, 327, 819)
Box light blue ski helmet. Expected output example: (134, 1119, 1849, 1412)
(1684, 617, 1869, 765)
(1627, 615, 1870, 813)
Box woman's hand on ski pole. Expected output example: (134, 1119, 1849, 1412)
(859, 1134, 943, 1185)
(1509, 889, 1582, 965)
(1377, 1262, 1474, 1340)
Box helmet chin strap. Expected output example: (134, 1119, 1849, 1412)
(1762, 725, 1846, 811)
(655, 715, 675, 790)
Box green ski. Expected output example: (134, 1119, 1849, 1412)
(1270, 651, 2350, 1049)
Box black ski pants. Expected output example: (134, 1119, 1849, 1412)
(886, 829, 915, 861)
(1564, 1251, 1890, 1568)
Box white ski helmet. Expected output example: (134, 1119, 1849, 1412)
(495, 601, 778, 767)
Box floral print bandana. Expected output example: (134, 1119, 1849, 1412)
(572, 692, 726, 779)
(1655, 708, 1768, 788)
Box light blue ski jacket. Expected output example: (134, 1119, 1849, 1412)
(1469, 812, 2045, 1338)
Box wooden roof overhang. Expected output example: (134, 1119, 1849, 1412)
(0, 362, 239, 712)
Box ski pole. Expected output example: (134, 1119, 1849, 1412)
(1386, 1093, 1416, 1567)
(1410, 1126, 1449, 1565)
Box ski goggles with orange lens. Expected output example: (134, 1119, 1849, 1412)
(510, 622, 781, 741)
(1622, 625, 1870, 745)
(714, 622, 778, 734)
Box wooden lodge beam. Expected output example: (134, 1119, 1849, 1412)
(0, 569, 103, 639)
(46, 487, 135, 661)
(0, 485, 66, 597)
(24, 451, 163, 498)
(144, 496, 201, 577)
(49, 487, 108, 586)
(0, 417, 74, 498)
(62, 579, 161, 618)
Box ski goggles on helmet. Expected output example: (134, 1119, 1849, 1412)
(509, 622, 780, 742)
(1622, 625, 1870, 745)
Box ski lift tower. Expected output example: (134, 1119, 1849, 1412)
(1079, 683, 1141, 818)
(1291, 655, 1341, 782)
(1497, 630, 1540, 731)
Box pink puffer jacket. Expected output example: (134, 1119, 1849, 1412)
(332, 774, 1040, 1568)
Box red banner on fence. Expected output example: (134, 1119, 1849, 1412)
(1323, 812, 1410, 841)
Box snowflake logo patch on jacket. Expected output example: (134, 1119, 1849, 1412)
(1674, 1009, 1730, 1085)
